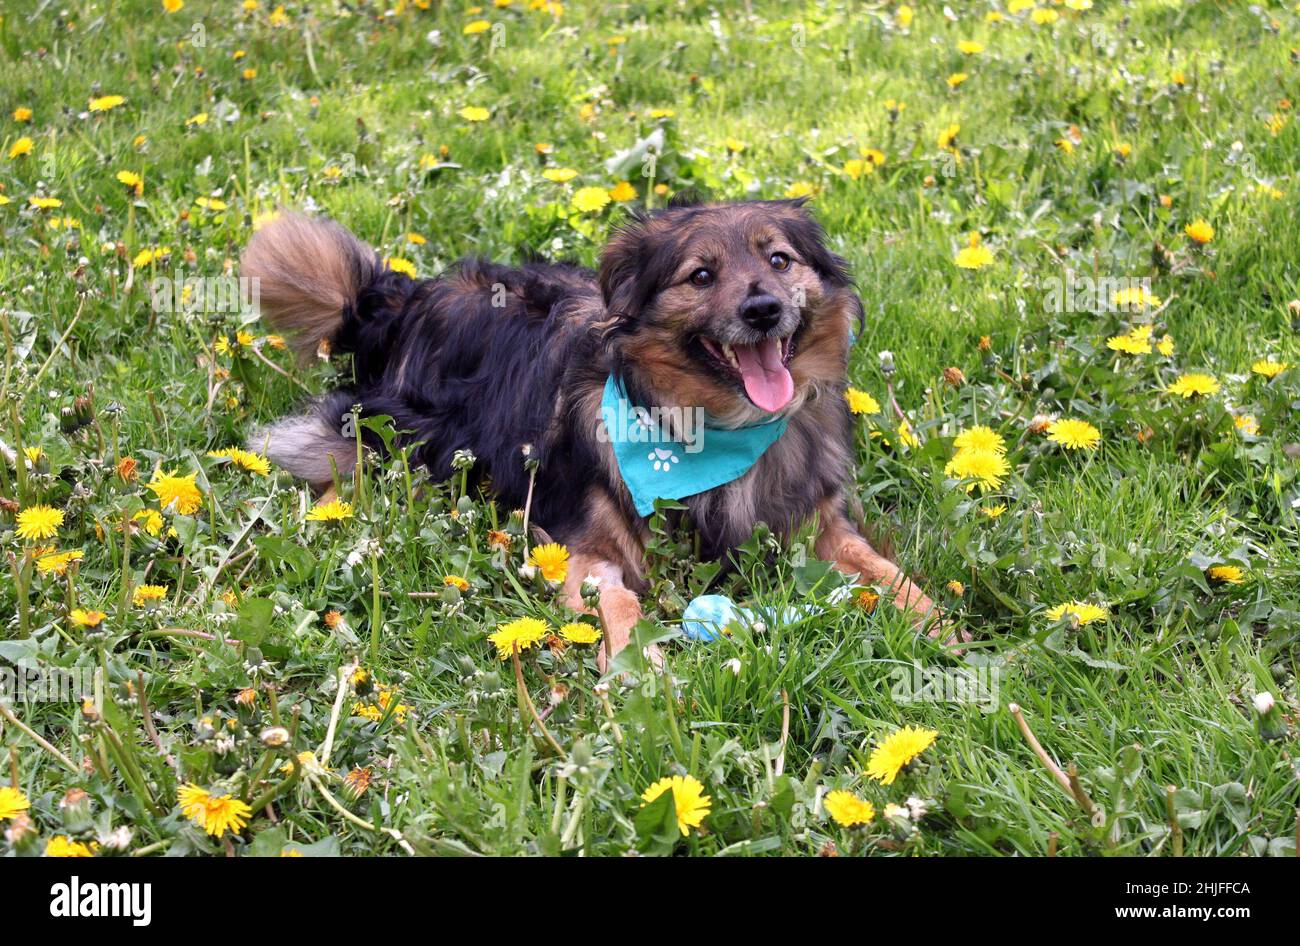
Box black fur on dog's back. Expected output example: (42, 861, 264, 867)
(244, 213, 614, 535)
(327, 258, 612, 531)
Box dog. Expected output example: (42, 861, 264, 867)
(241, 199, 943, 668)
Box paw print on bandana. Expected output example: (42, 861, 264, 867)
(648, 447, 680, 473)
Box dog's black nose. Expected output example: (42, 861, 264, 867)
(739, 293, 782, 331)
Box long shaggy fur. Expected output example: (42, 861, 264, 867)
(239, 212, 378, 362)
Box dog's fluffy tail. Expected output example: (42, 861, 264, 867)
(248, 394, 357, 488)
(240, 212, 378, 362)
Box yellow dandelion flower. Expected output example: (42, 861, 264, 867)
(463, 19, 491, 33)
(608, 181, 636, 202)
(0, 786, 30, 821)
(133, 508, 164, 537)
(45, 836, 95, 857)
(572, 186, 612, 213)
(528, 542, 569, 582)
(640, 774, 711, 837)
(558, 622, 601, 645)
(542, 167, 578, 183)
(841, 158, 873, 180)
(937, 123, 961, 150)
(980, 503, 1007, 519)
(16, 504, 64, 541)
(1112, 286, 1161, 309)
(953, 425, 1006, 455)
(70, 608, 106, 627)
(844, 388, 881, 415)
(36, 549, 83, 576)
(1157, 334, 1175, 357)
(177, 783, 252, 837)
(163, 0, 184, 11)
(1251, 359, 1288, 379)
(487, 616, 549, 660)
(954, 232, 993, 269)
(865, 725, 937, 785)
(13, 107, 32, 122)
(305, 500, 354, 522)
(1168, 373, 1220, 398)
(8, 137, 33, 159)
(1234, 414, 1259, 436)
(185, 112, 208, 127)
(384, 256, 417, 279)
(1046, 418, 1101, 450)
(133, 584, 168, 607)
(1184, 219, 1214, 244)
(784, 181, 815, 199)
(823, 789, 876, 827)
(1107, 331, 1152, 355)
(29, 196, 62, 209)
(957, 40, 984, 55)
(897, 419, 921, 448)
(88, 95, 125, 112)
(944, 448, 1009, 491)
(443, 574, 470, 591)
(1031, 7, 1059, 24)
(946, 580, 965, 596)
(895, 4, 914, 28)
(115, 170, 143, 195)
(1207, 565, 1245, 584)
(207, 447, 270, 476)
(1045, 601, 1108, 625)
(947, 72, 969, 89)
(458, 106, 490, 122)
(147, 470, 203, 514)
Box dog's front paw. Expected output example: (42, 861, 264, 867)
(896, 586, 971, 651)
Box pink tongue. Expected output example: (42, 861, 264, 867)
(733, 339, 793, 413)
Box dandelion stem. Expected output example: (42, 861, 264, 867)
(0, 701, 78, 774)
(6, 552, 30, 638)
(1007, 702, 1073, 795)
(511, 644, 567, 760)
(1166, 785, 1183, 857)
(319, 661, 356, 771)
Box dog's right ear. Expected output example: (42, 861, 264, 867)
(598, 213, 648, 326)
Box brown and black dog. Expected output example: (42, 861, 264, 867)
(241, 199, 944, 667)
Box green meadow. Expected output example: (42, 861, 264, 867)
(0, 0, 1298, 856)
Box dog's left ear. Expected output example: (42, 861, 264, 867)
(776, 198, 852, 289)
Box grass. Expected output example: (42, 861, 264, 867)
(0, 0, 1298, 856)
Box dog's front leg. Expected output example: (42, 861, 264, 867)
(813, 499, 962, 643)
(563, 555, 644, 672)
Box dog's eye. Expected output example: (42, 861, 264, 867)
(769, 252, 791, 271)
(689, 268, 714, 287)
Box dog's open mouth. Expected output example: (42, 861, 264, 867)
(698, 335, 795, 413)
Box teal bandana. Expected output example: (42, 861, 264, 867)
(601, 375, 790, 517)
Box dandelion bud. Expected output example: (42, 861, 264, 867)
(4, 812, 36, 848)
(977, 335, 991, 352)
(260, 726, 290, 748)
(946, 580, 965, 596)
(1027, 413, 1054, 435)
(59, 788, 93, 833)
(942, 366, 966, 387)
(116, 455, 139, 482)
(451, 448, 477, 471)
(878, 350, 895, 378)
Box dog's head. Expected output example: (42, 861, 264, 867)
(599, 199, 861, 425)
